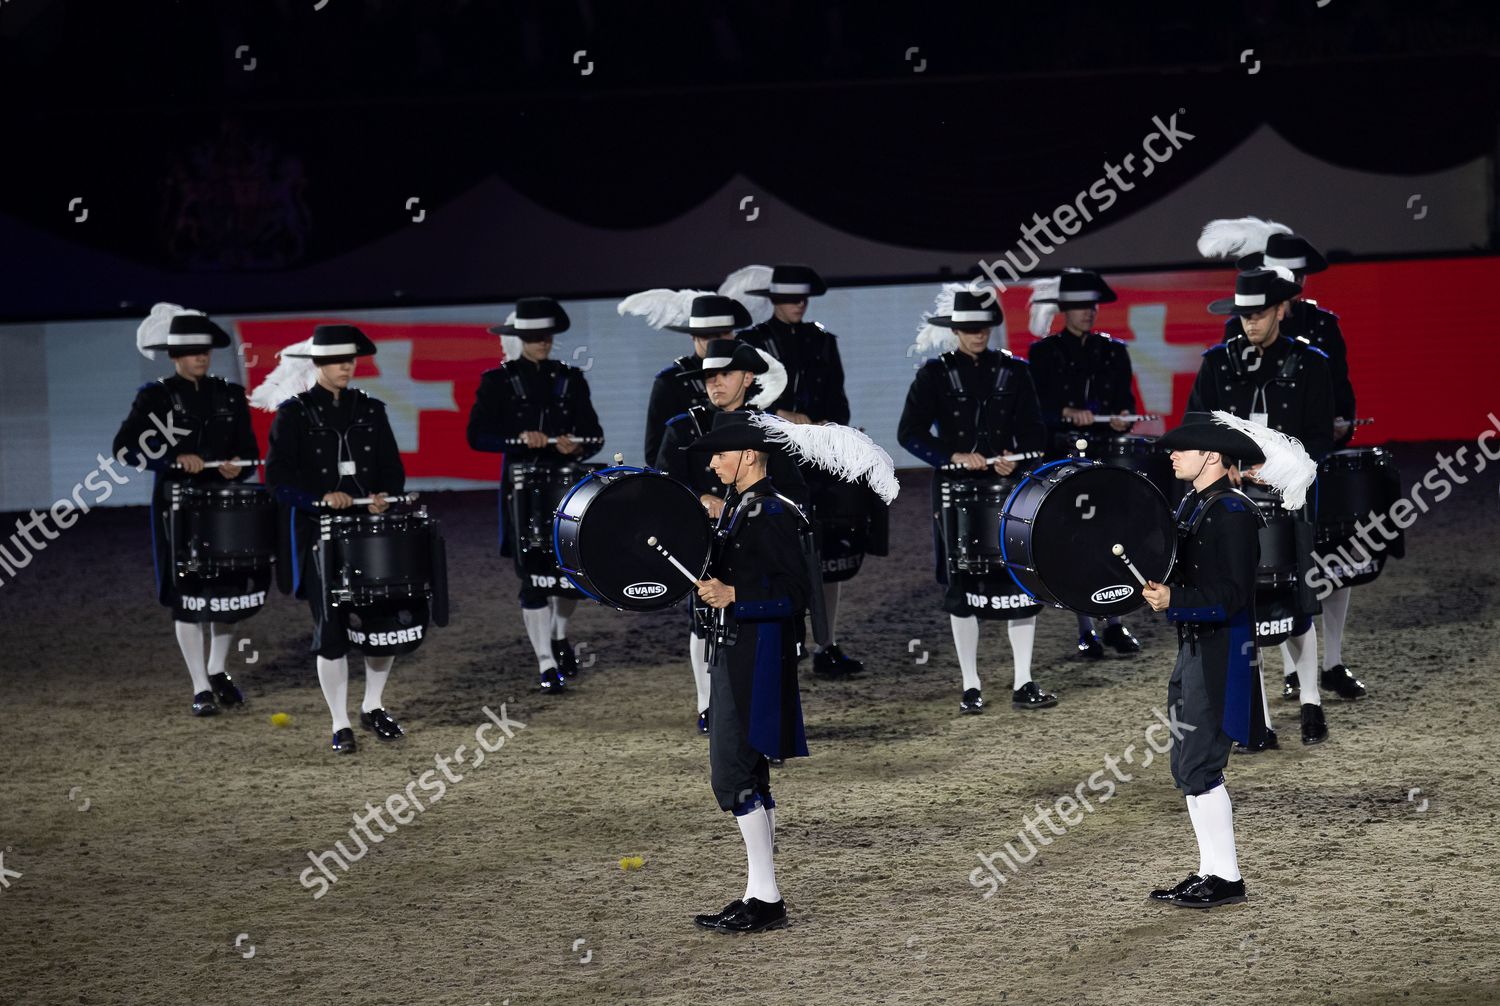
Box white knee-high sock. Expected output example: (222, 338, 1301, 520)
(689, 633, 711, 713)
(1321, 587, 1352, 669)
(737, 805, 780, 903)
(550, 596, 577, 640)
(522, 606, 557, 669)
(1185, 794, 1208, 875)
(817, 581, 841, 651)
(316, 656, 351, 732)
(950, 615, 980, 692)
(207, 622, 234, 676)
(1284, 625, 1320, 705)
(1008, 616, 1036, 690)
(362, 655, 394, 712)
(1259, 662, 1275, 731)
(1195, 784, 1242, 882)
(175, 621, 211, 694)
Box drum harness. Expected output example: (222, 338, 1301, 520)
(940, 353, 1015, 457)
(156, 376, 235, 476)
(1171, 485, 1265, 654)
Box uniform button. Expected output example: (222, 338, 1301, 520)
(321, 467, 329, 473)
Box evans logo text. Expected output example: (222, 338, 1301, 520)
(1090, 584, 1134, 604)
(624, 581, 668, 599)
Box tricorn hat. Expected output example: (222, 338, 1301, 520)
(136, 304, 232, 359)
(743, 264, 828, 301)
(1207, 268, 1303, 316)
(488, 297, 571, 340)
(282, 324, 378, 361)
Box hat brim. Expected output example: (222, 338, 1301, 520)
(1208, 278, 1302, 316)
(1033, 290, 1118, 306)
(927, 315, 1002, 329)
(744, 283, 827, 299)
(1156, 424, 1265, 464)
(685, 427, 775, 453)
(665, 323, 739, 336)
(283, 333, 379, 359)
(487, 320, 571, 338)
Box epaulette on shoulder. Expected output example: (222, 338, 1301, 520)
(1216, 495, 1250, 514)
(1202, 342, 1227, 358)
(654, 362, 681, 380)
(762, 497, 785, 515)
(1101, 332, 1128, 347)
(999, 347, 1022, 362)
(664, 410, 691, 427)
(812, 321, 827, 332)
(1292, 336, 1329, 360)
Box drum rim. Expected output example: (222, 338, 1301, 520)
(998, 458, 1075, 603)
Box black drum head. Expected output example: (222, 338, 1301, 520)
(561, 472, 711, 611)
(1029, 466, 1175, 616)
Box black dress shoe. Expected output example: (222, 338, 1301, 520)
(1170, 874, 1247, 908)
(331, 727, 357, 754)
(1077, 632, 1104, 659)
(812, 643, 864, 678)
(359, 707, 405, 740)
(1148, 873, 1202, 902)
(693, 899, 744, 930)
(191, 690, 220, 717)
(1012, 680, 1058, 710)
(960, 688, 984, 714)
(208, 672, 244, 708)
(1234, 727, 1279, 754)
(1282, 673, 1299, 701)
(539, 666, 566, 694)
(553, 638, 579, 678)
(697, 709, 710, 735)
(1102, 624, 1141, 655)
(1321, 664, 1367, 700)
(1301, 703, 1328, 745)
(707, 897, 788, 934)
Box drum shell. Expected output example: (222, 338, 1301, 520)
(1000, 459, 1176, 617)
(324, 511, 436, 606)
(1314, 524, 1387, 587)
(511, 462, 602, 563)
(940, 477, 1018, 576)
(1317, 447, 1398, 527)
(178, 485, 277, 571)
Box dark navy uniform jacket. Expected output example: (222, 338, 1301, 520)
(739, 318, 850, 425)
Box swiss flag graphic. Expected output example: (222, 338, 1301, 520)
(237, 319, 505, 481)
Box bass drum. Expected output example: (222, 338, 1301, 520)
(1093, 435, 1183, 507)
(1000, 458, 1176, 617)
(553, 467, 712, 611)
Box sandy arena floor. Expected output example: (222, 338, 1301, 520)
(2, 448, 1498, 1005)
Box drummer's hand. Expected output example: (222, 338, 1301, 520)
(992, 457, 1017, 477)
(951, 452, 987, 471)
(218, 459, 243, 479)
(522, 430, 549, 449)
(696, 577, 735, 608)
(1062, 407, 1095, 427)
(321, 491, 353, 509)
(177, 453, 205, 474)
(1109, 412, 1131, 432)
(367, 492, 390, 514)
(1143, 580, 1171, 612)
(555, 434, 580, 455)
(700, 494, 725, 519)
(1333, 417, 1351, 438)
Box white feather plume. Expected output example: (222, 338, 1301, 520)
(719, 265, 775, 326)
(1197, 216, 1291, 260)
(136, 302, 204, 360)
(748, 348, 787, 410)
(249, 339, 318, 413)
(749, 412, 900, 504)
(617, 288, 713, 330)
(1026, 276, 1061, 337)
(497, 311, 524, 364)
(1210, 410, 1318, 509)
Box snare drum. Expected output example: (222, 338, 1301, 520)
(1317, 447, 1399, 528)
(553, 467, 712, 611)
(510, 462, 603, 567)
(939, 476, 1019, 577)
(172, 483, 277, 576)
(1241, 484, 1299, 588)
(320, 509, 440, 608)
(1000, 458, 1175, 616)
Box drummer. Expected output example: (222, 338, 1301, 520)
(259, 325, 415, 755)
(897, 285, 1054, 714)
(1189, 268, 1336, 747)
(112, 304, 262, 718)
(657, 337, 803, 734)
(467, 297, 604, 694)
(1026, 269, 1143, 659)
(636, 294, 744, 471)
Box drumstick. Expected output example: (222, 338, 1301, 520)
(318, 492, 420, 507)
(939, 450, 1044, 471)
(501, 436, 605, 446)
(1350, 417, 1374, 427)
(1111, 543, 1147, 587)
(646, 536, 699, 587)
(1089, 413, 1161, 424)
(172, 459, 262, 469)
